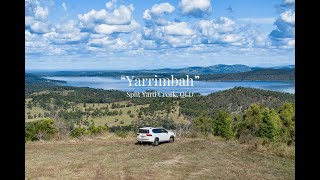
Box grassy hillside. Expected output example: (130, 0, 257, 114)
(25, 137, 294, 180)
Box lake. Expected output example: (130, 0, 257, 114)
(44, 76, 295, 95)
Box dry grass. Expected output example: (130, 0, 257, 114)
(26, 137, 294, 180)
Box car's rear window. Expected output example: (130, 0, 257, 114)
(138, 129, 149, 133)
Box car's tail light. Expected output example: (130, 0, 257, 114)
(146, 134, 152, 136)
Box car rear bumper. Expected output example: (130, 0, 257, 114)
(137, 138, 153, 142)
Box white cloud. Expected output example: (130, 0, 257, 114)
(25, 1, 51, 34)
(237, 18, 276, 24)
(280, 10, 295, 25)
(93, 20, 140, 34)
(143, 9, 152, 20)
(196, 17, 270, 47)
(106, 0, 117, 9)
(179, 0, 212, 17)
(219, 34, 241, 43)
(62, 2, 67, 11)
(25, 0, 294, 64)
(55, 20, 78, 33)
(89, 37, 114, 47)
(269, 3, 295, 48)
(107, 5, 133, 25)
(165, 22, 195, 36)
(35, 6, 48, 20)
(30, 21, 50, 33)
(143, 3, 175, 24)
(78, 5, 134, 28)
(283, 0, 295, 5)
(44, 31, 89, 45)
(198, 17, 235, 37)
(150, 3, 175, 16)
(25, 16, 34, 27)
(287, 39, 295, 46)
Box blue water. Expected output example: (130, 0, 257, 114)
(44, 76, 295, 95)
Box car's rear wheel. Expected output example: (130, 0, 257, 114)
(169, 136, 174, 143)
(153, 138, 159, 146)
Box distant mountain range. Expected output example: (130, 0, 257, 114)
(199, 69, 294, 81)
(137, 64, 295, 75)
(27, 64, 295, 81)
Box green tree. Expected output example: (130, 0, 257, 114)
(194, 112, 213, 135)
(278, 103, 295, 143)
(241, 104, 264, 135)
(257, 108, 281, 140)
(212, 110, 234, 139)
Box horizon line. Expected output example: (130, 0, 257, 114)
(25, 64, 295, 72)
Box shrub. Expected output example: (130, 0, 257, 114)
(25, 118, 58, 142)
(88, 125, 108, 135)
(70, 127, 86, 138)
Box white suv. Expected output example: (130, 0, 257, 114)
(137, 127, 175, 146)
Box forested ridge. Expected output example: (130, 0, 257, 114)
(199, 69, 294, 81)
(179, 87, 294, 117)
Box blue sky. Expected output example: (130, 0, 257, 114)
(25, 0, 295, 70)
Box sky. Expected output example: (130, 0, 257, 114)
(25, 0, 295, 70)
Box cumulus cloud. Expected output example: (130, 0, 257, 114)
(269, 0, 295, 49)
(25, 0, 294, 63)
(78, 5, 139, 34)
(150, 3, 175, 16)
(88, 35, 127, 50)
(34, 6, 49, 20)
(76, 4, 141, 51)
(165, 22, 195, 36)
(55, 20, 78, 33)
(198, 17, 235, 37)
(280, 10, 295, 25)
(93, 20, 140, 34)
(106, 0, 117, 9)
(78, 5, 135, 30)
(179, 0, 212, 17)
(143, 3, 175, 26)
(30, 21, 50, 33)
(25, 1, 51, 34)
(143, 9, 152, 20)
